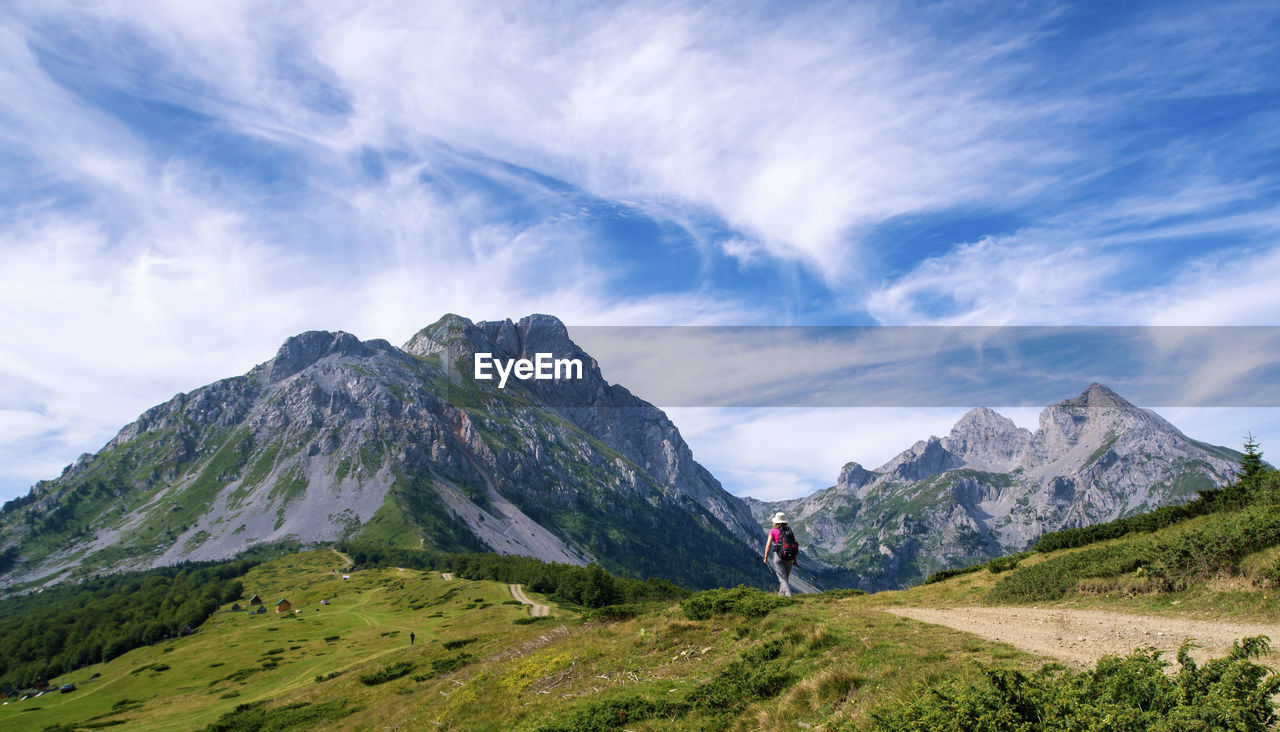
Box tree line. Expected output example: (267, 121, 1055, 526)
(0, 559, 254, 690)
(336, 541, 689, 608)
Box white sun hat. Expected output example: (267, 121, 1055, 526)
(771, 512, 788, 524)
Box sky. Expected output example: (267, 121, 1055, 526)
(2, 0, 1280, 502)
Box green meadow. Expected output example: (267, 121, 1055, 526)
(1, 550, 555, 731)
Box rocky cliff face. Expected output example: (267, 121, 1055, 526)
(750, 384, 1242, 590)
(0, 314, 766, 592)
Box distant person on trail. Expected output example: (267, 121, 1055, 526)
(409, 632, 415, 645)
(763, 512, 798, 597)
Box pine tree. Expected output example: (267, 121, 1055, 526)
(1238, 433, 1266, 481)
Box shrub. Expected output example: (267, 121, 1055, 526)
(923, 564, 983, 584)
(536, 696, 689, 732)
(357, 661, 414, 686)
(580, 602, 657, 622)
(870, 636, 1279, 731)
(430, 653, 471, 676)
(203, 699, 355, 731)
(685, 641, 792, 715)
(985, 552, 1029, 574)
(680, 586, 793, 621)
(992, 501, 1280, 602)
(314, 670, 344, 683)
(815, 588, 867, 600)
(441, 637, 477, 650)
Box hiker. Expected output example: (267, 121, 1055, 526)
(763, 511, 798, 597)
(409, 632, 415, 645)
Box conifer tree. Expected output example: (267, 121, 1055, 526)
(1238, 433, 1266, 481)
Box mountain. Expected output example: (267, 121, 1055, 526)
(748, 384, 1242, 590)
(0, 314, 767, 592)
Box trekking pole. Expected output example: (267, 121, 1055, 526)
(791, 558, 825, 593)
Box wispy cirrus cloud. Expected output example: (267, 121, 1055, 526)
(3, 1, 1280, 502)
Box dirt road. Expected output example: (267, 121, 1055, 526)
(888, 606, 1280, 670)
(509, 583, 550, 617)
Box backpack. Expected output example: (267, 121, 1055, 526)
(777, 526, 798, 561)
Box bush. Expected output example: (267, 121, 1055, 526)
(680, 586, 793, 621)
(580, 602, 661, 622)
(985, 552, 1029, 574)
(430, 652, 471, 676)
(537, 696, 690, 732)
(685, 641, 792, 716)
(539, 640, 796, 730)
(870, 636, 1279, 731)
(441, 637, 476, 650)
(992, 501, 1280, 602)
(357, 661, 414, 686)
(203, 699, 355, 731)
(923, 564, 983, 584)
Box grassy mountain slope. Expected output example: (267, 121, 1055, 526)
(2, 550, 1047, 731)
(5, 472, 1278, 730)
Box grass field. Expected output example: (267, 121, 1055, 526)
(0, 550, 555, 731)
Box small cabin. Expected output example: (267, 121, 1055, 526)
(230, 603, 242, 611)
(275, 598, 292, 613)
(252, 606, 266, 615)
(178, 624, 194, 637)
(248, 594, 262, 606)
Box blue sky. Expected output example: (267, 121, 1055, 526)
(3, 0, 1280, 502)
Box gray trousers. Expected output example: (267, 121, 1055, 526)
(769, 553, 795, 597)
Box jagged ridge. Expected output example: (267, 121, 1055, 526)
(0, 315, 766, 592)
(750, 384, 1241, 590)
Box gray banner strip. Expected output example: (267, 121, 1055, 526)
(562, 326, 1280, 407)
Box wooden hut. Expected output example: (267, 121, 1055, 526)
(275, 598, 292, 613)
(248, 594, 262, 606)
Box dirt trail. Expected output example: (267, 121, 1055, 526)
(888, 607, 1280, 670)
(330, 547, 353, 570)
(440, 572, 454, 580)
(509, 583, 550, 617)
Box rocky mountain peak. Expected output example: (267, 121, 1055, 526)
(943, 406, 1033, 471)
(878, 436, 965, 482)
(836, 462, 876, 493)
(1066, 383, 1131, 409)
(265, 331, 393, 383)
(1035, 383, 1178, 458)
(402, 313, 488, 361)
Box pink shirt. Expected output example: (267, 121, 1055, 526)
(769, 527, 782, 543)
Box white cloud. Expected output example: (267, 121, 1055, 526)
(866, 180, 1280, 327)
(16, 0, 1071, 282)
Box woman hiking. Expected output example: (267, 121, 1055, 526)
(763, 512, 798, 597)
